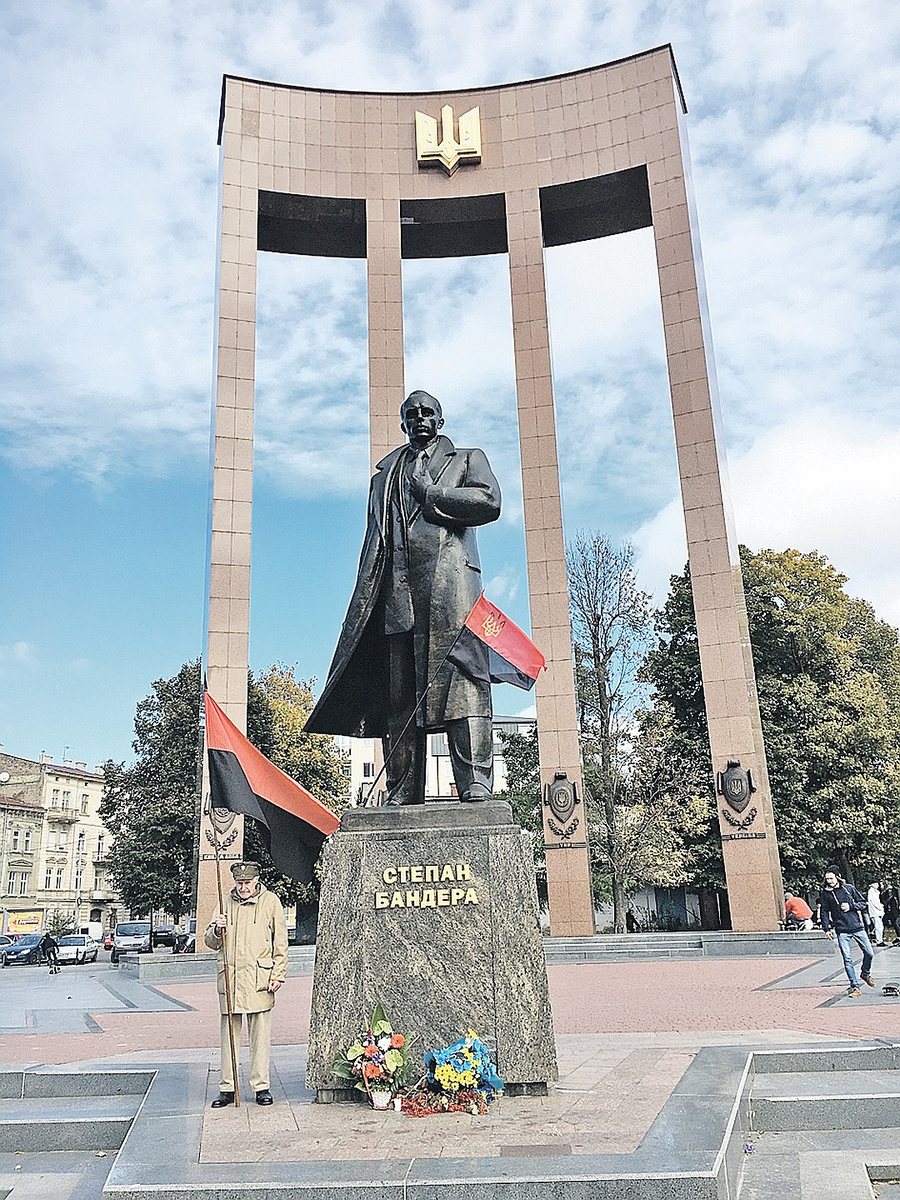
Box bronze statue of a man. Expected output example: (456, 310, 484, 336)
(305, 391, 501, 806)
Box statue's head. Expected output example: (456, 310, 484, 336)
(400, 390, 444, 448)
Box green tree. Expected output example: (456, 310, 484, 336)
(101, 660, 202, 922)
(642, 547, 900, 891)
(44, 908, 77, 939)
(495, 725, 546, 903)
(567, 532, 657, 931)
(101, 660, 349, 920)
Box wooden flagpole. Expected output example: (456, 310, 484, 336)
(209, 806, 241, 1107)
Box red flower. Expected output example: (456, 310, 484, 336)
(390, 1034, 405, 1048)
(364, 1044, 378, 1057)
(362, 1061, 381, 1080)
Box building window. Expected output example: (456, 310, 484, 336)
(19, 873, 28, 896)
(11, 829, 19, 851)
(7, 872, 15, 895)
(45, 867, 53, 889)
(97, 834, 105, 858)
(363, 762, 375, 778)
(51, 788, 60, 806)
(77, 831, 86, 852)
(62, 790, 71, 805)
(58, 831, 68, 850)
(94, 872, 104, 891)
(55, 867, 64, 890)
(23, 829, 31, 851)
(75, 868, 83, 891)
(81, 793, 89, 813)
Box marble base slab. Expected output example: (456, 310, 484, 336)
(306, 801, 557, 1097)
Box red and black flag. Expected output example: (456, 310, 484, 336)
(204, 692, 340, 884)
(447, 593, 546, 691)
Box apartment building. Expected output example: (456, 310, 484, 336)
(0, 749, 124, 934)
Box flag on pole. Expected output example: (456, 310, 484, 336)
(447, 593, 546, 690)
(204, 692, 340, 884)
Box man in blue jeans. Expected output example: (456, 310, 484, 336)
(819, 866, 875, 997)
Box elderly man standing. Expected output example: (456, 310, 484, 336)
(204, 861, 288, 1107)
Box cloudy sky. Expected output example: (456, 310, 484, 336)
(2, 0, 898, 767)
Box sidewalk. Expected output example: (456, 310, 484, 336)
(0, 947, 898, 1199)
(1, 949, 897, 1067)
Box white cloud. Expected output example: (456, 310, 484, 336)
(1, 0, 899, 616)
(0, 642, 36, 670)
(634, 410, 900, 626)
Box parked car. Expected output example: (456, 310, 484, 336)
(152, 923, 177, 948)
(3, 933, 45, 966)
(56, 935, 100, 965)
(110, 921, 152, 964)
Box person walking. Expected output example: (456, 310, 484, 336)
(204, 861, 288, 1108)
(40, 932, 60, 975)
(819, 867, 875, 997)
(881, 881, 899, 945)
(867, 881, 886, 945)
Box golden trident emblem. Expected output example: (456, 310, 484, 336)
(481, 609, 506, 639)
(415, 105, 482, 177)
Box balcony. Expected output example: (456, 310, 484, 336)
(47, 807, 79, 823)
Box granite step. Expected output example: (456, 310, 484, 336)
(0, 1094, 141, 1152)
(750, 1068, 900, 1131)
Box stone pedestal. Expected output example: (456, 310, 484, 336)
(306, 800, 557, 1099)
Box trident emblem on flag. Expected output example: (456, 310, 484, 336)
(481, 609, 506, 639)
(415, 105, 482, 176)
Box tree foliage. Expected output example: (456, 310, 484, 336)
(495, 726, 545, 903)
(643, 547, 900, 891)
(101, 660, 202, 920)
(101, 660, 349, 919)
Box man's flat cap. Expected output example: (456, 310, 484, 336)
(231, 861, 261, 881)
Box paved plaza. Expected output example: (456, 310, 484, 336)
(0, 942, 898, 1198)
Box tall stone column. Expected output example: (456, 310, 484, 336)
(506, 188, 594, 938)
(196, 84, 259, 946)
(366, 190, 405, 469)
(647, 79, 784, 930)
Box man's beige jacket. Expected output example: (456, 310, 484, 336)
(204, 881, 288, 1014)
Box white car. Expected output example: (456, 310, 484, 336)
(56, 934, 99, 965)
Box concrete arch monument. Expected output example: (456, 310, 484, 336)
(199, 44, 784, 939)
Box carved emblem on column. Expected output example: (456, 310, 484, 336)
(544, 770, 581, 839)
(415, 105, 482, 176)
(716, 759, 758, 829)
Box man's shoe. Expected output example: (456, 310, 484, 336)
(256, 1089, 273, 1106)
(211, 1092, 235, 1108)
(862, 973, 876, 987)
(848, 986, 861, 997)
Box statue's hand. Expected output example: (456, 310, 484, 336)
(409, 452, 429, 502)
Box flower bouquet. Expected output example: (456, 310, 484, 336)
(331, 1003, 414, 1107)
(402, 1029, 503, 1117)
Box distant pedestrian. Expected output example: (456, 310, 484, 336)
(625, 909, 638, 934)
(818, 867, 875, 997)
(881, 882, 899, 945)
(40, 933, 59, 974)
(784, 893, 814, 931)
(867, 881, 885, 945)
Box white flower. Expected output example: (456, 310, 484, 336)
(377, 1036, 391, 1051)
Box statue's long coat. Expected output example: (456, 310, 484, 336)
(305, 435, 501, 737)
